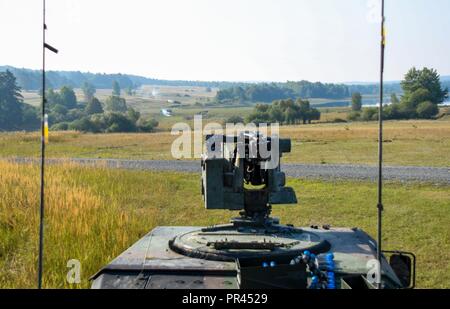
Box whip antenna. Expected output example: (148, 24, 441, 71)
(38, 0, 58, 289)
(376, 0, 386, 289)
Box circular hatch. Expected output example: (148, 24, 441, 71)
(169, 224, 330, 261)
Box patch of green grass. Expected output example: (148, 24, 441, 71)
(0, 162, 449, 288)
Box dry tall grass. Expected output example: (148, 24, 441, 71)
(0, 161, 228, 288)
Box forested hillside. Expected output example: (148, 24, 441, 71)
(0, 66, 249, 91)
(2, 65, 449, 101)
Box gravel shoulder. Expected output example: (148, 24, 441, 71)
(7, 157, 450, 184)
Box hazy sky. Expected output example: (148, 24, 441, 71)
(1, 0, 449, 82)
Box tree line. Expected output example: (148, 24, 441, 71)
(283, 81, 349, 99)
(216, 81, 350, 103)
(216, 84, 294, 103)
(348, 79, 450, 97)
(242, 99, 320, 125)
(45, 81, 158, 133)
(216, 77, 450, 104)
(347, 83, 402, 96)
(0, 66, 249, 91)
(0, 70, 158, 133)
(3, 65, 450, 98)
(348, 67, 448, 121)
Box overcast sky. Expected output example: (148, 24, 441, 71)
(1, 0, 449, 82)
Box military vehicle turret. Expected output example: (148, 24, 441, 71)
(91, 132, 415, 289)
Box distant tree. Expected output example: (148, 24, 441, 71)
(269, 105, 284, 123)
(297, 99, 311, 124)
(85, 97, 104, 115)
(127, 107, 140, 123)
(64, 111, 159, 133)
(112, 80, 121, 96)
(59, 86, 77, 109)
(347, 111, 361, 121)
(66, 109, 86, 122)
(46, 88, 62, 107)
(361, 107, 378, 121)
(246, 103, 271, 124)
(284, 107, 297, 125)
(137, 118, 159, 132)
(232, 86, 246, 101)
(416, 101, 439, 119)
(105, 95, 127, 112)
(246, 98, 319, 125)
(51, 104, 69, 118)
(399, 88, 431, 119)
(103, 113, 136, 132)
(82, 81, 96, 102)
(406, 88, 432, 106)
(384, 103, 401, 120)
(0, 70, 25, 130)
(390, 93, 400, 104)
(366, 67, 450, 121)
(125, 86, 133, 96)
(246, 112, 270, 125)
(351, 92, 362, 111)
(21, 104, 40, 130)
(401, 67, 448, 104)
(69, 116, 99, 133)
(216, 84, 295, 103)
(309, 108, 321, 123)
(284, 81, 348, 99)
(50, 122, 69, 131)
(255, 103, 270, 113)
(224, 115, 244, 124)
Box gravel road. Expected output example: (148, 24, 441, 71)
(8, 157, 450, 184)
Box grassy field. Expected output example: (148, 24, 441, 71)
(1, 119, 449, 166)
(0, 161, 449, 288)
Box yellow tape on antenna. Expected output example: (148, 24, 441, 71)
(44, 114, 49, 144)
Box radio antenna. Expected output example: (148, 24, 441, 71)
(376, 0, 386, 289)
(38, 0, 58, 289)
